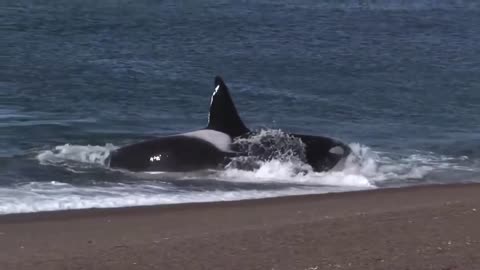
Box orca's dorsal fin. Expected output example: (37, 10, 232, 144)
(207, 76, 250, 138)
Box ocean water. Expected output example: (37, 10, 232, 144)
(1, 0, 480, 214)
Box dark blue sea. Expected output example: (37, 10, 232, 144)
(1, 0, 480, 214)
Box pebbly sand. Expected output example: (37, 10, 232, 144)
(1, 183, 480, 270)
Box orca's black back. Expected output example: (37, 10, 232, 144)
(109, 136, 230, 172)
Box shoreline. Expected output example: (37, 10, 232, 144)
(2, 183, 480, 269)
(0, 182, 475, 220)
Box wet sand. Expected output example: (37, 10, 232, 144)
(1, 184, 480, 270)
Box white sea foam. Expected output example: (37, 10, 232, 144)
(37, 144, 117, 168)
(0, 182, 359, 214)
(220, 158, 374, 188)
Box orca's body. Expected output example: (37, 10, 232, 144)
(108, 76, 350, 172)
(108, 130, 235, 172)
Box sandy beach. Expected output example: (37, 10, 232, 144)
(1, 184, 480, 270)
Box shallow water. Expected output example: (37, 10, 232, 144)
(1, 0, 480, 214)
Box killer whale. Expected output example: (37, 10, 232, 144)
(108, 76, 350, 172)
(108, 77, 248, 172)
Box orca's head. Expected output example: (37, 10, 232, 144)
(312, 142, 351, 172)
(294, 134, 351, 172)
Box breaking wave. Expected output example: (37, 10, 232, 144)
(0, 181, 357, 214)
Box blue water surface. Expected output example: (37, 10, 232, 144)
(1, 0, 479, 213)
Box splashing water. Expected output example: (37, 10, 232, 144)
(37, 144, 117, 171)
(227, 129, 308, 171)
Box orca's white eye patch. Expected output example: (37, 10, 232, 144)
(329, 146, 344, 155)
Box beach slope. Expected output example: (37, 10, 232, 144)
(1, 184, 480, 270)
